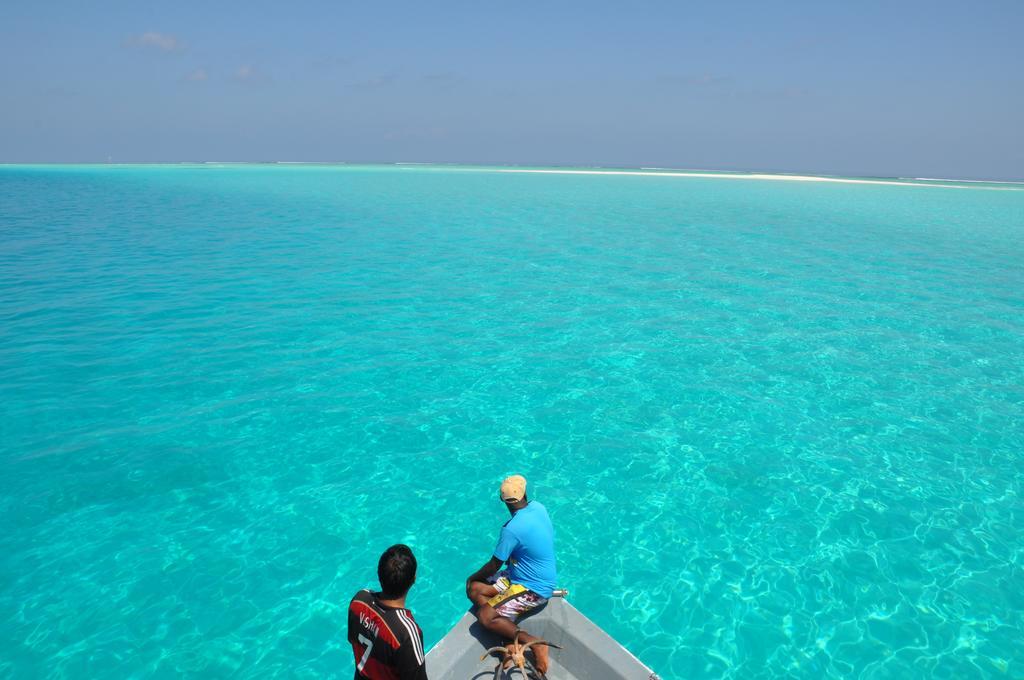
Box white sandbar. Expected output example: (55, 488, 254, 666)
(449, 168, 1022, 191)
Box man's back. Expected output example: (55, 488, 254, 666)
(498, 501, 557, 597)
(347, 589, 426, 680)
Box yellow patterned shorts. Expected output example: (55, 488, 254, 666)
(486, 570, 548, 620)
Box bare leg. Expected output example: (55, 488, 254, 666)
(469, 584, 549, 674)
(469, 582, 520, 641)
(468, 580, 499, 605)
(519, 635, 549, 675)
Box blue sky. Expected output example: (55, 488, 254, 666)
(2, 1, 1022, 178)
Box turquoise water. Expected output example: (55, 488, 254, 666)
(1, 165, 1022, 678)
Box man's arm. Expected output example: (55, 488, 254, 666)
(394, 625, 428, 680)
(465, 556, 503, 593)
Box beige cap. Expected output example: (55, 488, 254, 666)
(499, 475, 527, 503)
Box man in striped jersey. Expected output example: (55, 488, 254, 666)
(348, 544, 428, 679)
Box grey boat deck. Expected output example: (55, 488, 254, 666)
(425, 596, 659, 680)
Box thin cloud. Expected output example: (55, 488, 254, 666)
(128, 31, 183, 52)
(310, 55, 352, 72)
(421, 72, 466, 89)
(232, 65, 269, 83)
(185, 68, 208, 82)
(350, 74, 397, 92)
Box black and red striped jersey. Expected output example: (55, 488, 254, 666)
(347, 590, 427, 680)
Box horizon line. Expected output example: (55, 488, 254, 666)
(2, 161, 1022, 188)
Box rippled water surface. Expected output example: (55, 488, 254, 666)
(1, 165, 1023, 678)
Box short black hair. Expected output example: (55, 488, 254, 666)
(378, 544, 417, 598)
(505, 494, 529, 510)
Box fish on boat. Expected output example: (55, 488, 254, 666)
(426, 591, 660, 679)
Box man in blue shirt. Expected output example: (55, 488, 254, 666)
(466, 475, 557, 674)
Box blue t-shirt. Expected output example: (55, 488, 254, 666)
(493, 501, 557, 598)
